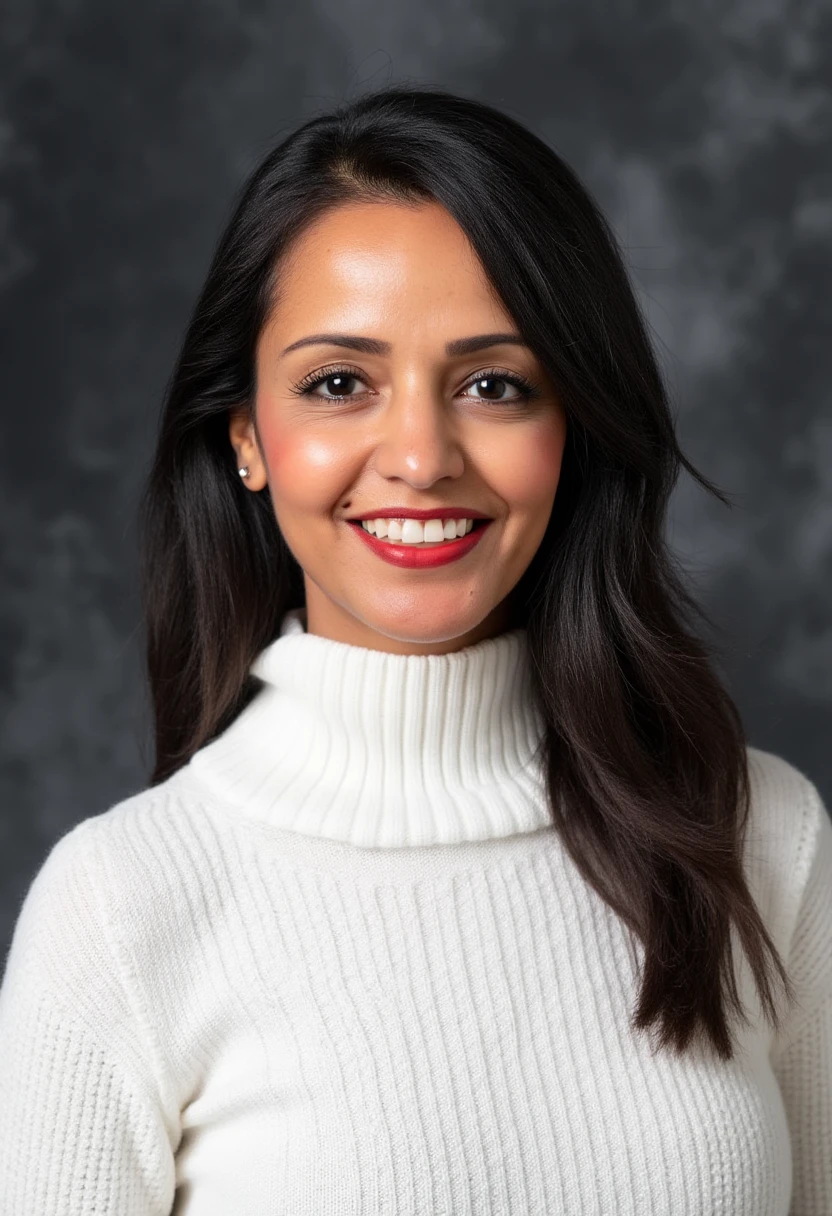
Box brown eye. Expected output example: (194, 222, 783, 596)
(466, 375, 522, 401)
(291, 365, 371, 399)
(314, 373, 363, 398)
(462, 369, 537, 405)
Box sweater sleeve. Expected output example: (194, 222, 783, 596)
(0, 819, 178, 1215)
(768, 778, 832, 1216)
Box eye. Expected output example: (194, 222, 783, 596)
(291, 365, 370, 400)
(461, 368, 538, 405)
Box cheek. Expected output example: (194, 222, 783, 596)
(258, 421, 352, 512)
(487, 417, 567, 512)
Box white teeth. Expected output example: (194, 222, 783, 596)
(360, 517, 477, 544)
(422, 519, 446, 543)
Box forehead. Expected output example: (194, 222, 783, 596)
(270, 199, 506, 321)
(259, 201, 516, 354)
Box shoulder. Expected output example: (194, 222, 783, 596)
(742, 744, 829, 951)
(746, 743, 823, 812)
(744, 744, 825, 870)
(4, 768, 223, 997)
(0, 781, 198, 1148)
(18, 769, 198, 905)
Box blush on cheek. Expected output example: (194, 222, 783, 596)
(259, 431, 288, 473)
(259, 428, 353, 510)
(501, 421, 568, 511)
(531, 430, 567, 485)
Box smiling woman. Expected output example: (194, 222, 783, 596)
(227, 199, 567, 647)
(0, 84, 829, 1216)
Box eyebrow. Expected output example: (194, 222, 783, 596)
(280, 332, 528, 358)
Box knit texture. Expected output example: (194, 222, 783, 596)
(1, 606, 830, 1215)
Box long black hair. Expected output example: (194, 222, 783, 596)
(138, 83, 795, 1063)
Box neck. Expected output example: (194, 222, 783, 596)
(187, 607, 551, 848)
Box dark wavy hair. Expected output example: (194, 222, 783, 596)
(138, 83, 795, 1063)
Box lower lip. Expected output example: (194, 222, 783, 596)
(347, 520, 492, 568)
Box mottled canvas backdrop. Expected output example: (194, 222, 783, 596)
(1, 0, 830, 955)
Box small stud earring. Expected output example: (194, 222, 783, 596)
(239, 466, 250, 479)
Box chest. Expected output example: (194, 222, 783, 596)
(166, 864, 792, 1215)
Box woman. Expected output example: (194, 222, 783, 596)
(0, 85, 829, 1215)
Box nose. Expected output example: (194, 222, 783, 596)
(372, 379, 466, 488)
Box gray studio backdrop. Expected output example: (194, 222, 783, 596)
(1, 1, 831, 956)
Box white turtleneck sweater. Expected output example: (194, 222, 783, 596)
(1, 607, 830, 1215)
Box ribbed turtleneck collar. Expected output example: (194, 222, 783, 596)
(186, 607, 551, 848)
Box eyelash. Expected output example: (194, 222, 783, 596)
(289, 363, 542, 405)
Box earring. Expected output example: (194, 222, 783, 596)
(238, 466, 250, 479)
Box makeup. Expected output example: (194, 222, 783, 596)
(346, 519, 492, 569)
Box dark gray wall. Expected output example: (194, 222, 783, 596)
(2, 1, 830, 955)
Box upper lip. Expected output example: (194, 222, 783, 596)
(346, 507, 493, 522)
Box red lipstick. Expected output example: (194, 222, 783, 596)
(347, 519, 492, 568)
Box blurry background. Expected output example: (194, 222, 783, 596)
(1, 0, 830, 956)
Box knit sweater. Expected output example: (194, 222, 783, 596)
(1, 606, 830, 1216)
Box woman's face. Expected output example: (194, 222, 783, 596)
(230, 199, 568, 654)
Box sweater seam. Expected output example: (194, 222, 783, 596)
(771, 775, 828, 1052)
(76, 813, 182, 1148)
(19, 959, 179, 1173)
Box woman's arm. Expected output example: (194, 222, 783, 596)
(769, 782, 832, 1216)
(0, 820, 178, 1215)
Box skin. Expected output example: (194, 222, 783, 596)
(229, 199, 568, 656)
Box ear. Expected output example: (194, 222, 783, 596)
(228, 406, 268, 491)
